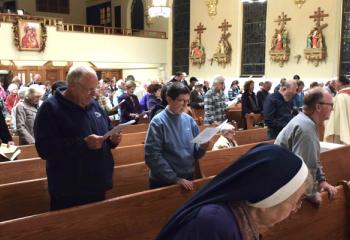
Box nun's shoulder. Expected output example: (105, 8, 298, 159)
(174, 204, 242, 240)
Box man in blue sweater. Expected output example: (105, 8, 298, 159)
(34, 66, 122, 210)
(145, 82, 208, 190)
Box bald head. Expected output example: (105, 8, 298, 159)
(279, 79, 297, 102)
(66, 66, 97, 87)
(303, 87, 333, 123)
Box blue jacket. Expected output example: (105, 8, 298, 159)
(263, 91, 293, 134)
(34, 90, 116, 196)
(145, 108, 206, 184)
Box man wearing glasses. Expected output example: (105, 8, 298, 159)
(275, 87, 337, 206)
(34, 65, 121, 210)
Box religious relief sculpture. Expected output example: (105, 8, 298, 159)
(189, 23, 206, 67)
(295, 0, 306, 8)
(211, 19, 232, 67)
(206, 0, 218, 17)
(269, 12, 291, 67)
(304, 7, 329, 66)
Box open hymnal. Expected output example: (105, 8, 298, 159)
(0, 143, 21, 161)
(191, 120, 228, 144)
(103, 119, 136, 140)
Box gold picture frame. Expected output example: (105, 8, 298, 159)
(13, 19, 47, 52)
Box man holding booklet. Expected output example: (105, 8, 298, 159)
(34, 66, 122, 210)
(145, 82, 209, 190)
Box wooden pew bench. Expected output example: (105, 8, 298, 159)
(1, 142, 348, 223)
(0, 144, 145, 185)
(0, 141, 266, 222)
(0, 179, 349, 240)
(1, 128, 268, 185)
(16, 127, 268, 159)
(0, 161, 149, 222)
(263, 183, 350, 240)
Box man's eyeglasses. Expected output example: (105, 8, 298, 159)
(318, 102, 334, 109)
(78, 83, 98, 94)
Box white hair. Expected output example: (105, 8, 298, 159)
(220, 123, 235, 135)
(66, 65, 96, 86)
(213, 75, 225, 84)
(116, 79, 125, 88)
(26, 84, 45, 99)
(18, 86, 29, 99)
(8, 83, 18, 93)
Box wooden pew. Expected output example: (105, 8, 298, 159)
(321, 145, 350, 185)
(122, 123, 148, 133)
(200, 144, 350, 186)
(0, 178, 212, 240)
(200, 140, 274, 177)
(0, 144, 145, 185)
(0, 180, 349, 239)
(16, 132, 147, 158)
(0, 141, 266, 221)
(0, 161, 150, 222)
(1, 142, 347, 223)
(16, 124, 217, 159)
(2, 128, 268, 185)
(263, 183, 349, 240)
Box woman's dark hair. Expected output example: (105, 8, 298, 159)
(310, 81, 319, 89)
(243, 80, 254, 92)
(51, 80, 67, 95)
(166, 82, 190, 100)
(147, 83, 162, 95)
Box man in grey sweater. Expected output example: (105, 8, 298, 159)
(275, 87, 337, 205)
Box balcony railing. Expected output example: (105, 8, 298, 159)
(0, 13, 167, 39)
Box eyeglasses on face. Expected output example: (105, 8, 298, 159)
(78, 83, 98, 94)
(318, 102, 334, 109)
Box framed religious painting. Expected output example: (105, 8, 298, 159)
(13, 19, 47, 52)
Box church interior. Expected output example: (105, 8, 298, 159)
(0, 0, 348, 87)
(0, 1, 350, 240)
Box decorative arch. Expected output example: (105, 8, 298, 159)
(131, 0, 144, 31)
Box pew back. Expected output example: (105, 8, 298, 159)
(263, 184, 349, 240)
(1, 180, 349, 240)
(0, 178, 212, 240)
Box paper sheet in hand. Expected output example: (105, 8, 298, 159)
(103, 119, 135, 140)
(191, 120, 228, 144)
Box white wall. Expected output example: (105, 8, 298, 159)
(189, 0, 343, 87)
(0, 22, 169, 83)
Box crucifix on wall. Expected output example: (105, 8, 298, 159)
(304, 7, 329, 66)
(269, 12, 291, 67)
(211, 19, 232, 67)
(189, 22, 207, 66)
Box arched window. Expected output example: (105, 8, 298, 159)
(131, 0, 144, 31)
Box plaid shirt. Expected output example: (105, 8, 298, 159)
(204, 89, 227, 124)
(96, 95, 113, 113)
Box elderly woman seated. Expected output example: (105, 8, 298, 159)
(212, 123, 238, 150)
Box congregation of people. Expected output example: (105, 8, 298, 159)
(1, 66, 350, 239)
